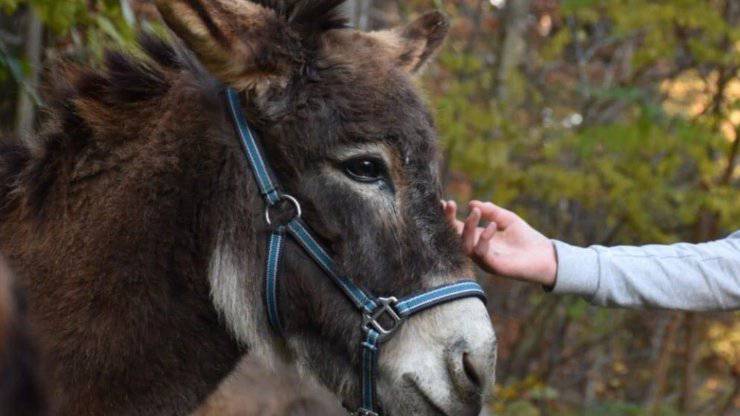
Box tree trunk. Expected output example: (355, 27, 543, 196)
(463, 0, 486, 54)
(14, 7, 42, 140)
(120, 0, 136, 27)
(494, 0, 531, 103)
(646, 312, 683, 414)
(499, 297, 560, 383)
(719, 369, 739, 416)
(584, 346, 607, 406)
(345, 0, 373, 30)
(720, 127, 739, 185)
(679, 313, 699, 413)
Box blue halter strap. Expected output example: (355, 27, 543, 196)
(225, 87, 487, 416)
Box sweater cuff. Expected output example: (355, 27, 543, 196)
(550, 240, 600, 297)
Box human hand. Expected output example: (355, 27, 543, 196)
(442, 200, 557, 286)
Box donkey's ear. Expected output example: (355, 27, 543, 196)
(389, 11, 449, 74)
(154, 0, 301, 90)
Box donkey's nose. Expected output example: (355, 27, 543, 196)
(446, 338, 493, 407)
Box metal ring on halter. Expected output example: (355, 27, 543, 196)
(265, 194, 302, 226)
(362, 297, 402, 341)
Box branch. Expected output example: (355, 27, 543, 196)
(719, 126, 739, 185)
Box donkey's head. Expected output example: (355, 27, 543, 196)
(155, 0, 496, 414)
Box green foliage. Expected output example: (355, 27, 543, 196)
(0, 1, 135, 80)
(431, 0, 738, 244)
(0, 0, 132, 37)
(0, 0, 139, 125)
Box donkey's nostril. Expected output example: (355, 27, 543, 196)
(462, 352, 482, 389)
(447, 339, 491, 404)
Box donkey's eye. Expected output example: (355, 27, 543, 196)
(342, 157, 385, 183)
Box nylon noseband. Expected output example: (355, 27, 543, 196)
(224, 87, 487, 416)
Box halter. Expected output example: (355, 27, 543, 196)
(224, 87, 487, 416)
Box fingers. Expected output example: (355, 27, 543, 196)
(474, 222, 497, 259)
(442, 200, 457, 222)
(469, 200, 519, 228)
(462, 207, 481, 255)
(442, 200, 465, 235)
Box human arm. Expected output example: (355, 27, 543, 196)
(445, 200, 740, 311)
(552, 233, 740, 311)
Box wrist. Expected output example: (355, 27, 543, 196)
(549, 240, 600, 297)
(538, 240, 557, 287)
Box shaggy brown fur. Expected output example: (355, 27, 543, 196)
(191, 356, 346, 416)
(0, 1, 478, 414)
(1, 35, 246, 415)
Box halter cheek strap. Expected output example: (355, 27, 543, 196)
(225, 87, 487, 416)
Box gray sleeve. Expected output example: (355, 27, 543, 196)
(550, 231, 740, 311)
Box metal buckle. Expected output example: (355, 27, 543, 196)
(362, 296, 402, 341)
(265, 193, 302, 226)
(355, 409, 379, 416)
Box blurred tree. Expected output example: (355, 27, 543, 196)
(0, 0, 136, 135)
(13, 7, 40, 137)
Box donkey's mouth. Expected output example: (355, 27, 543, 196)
(403, 373, 452, 416)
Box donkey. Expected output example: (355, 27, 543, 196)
(0, 0, 496, 414)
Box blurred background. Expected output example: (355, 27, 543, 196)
(0, 0, 738, 415)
